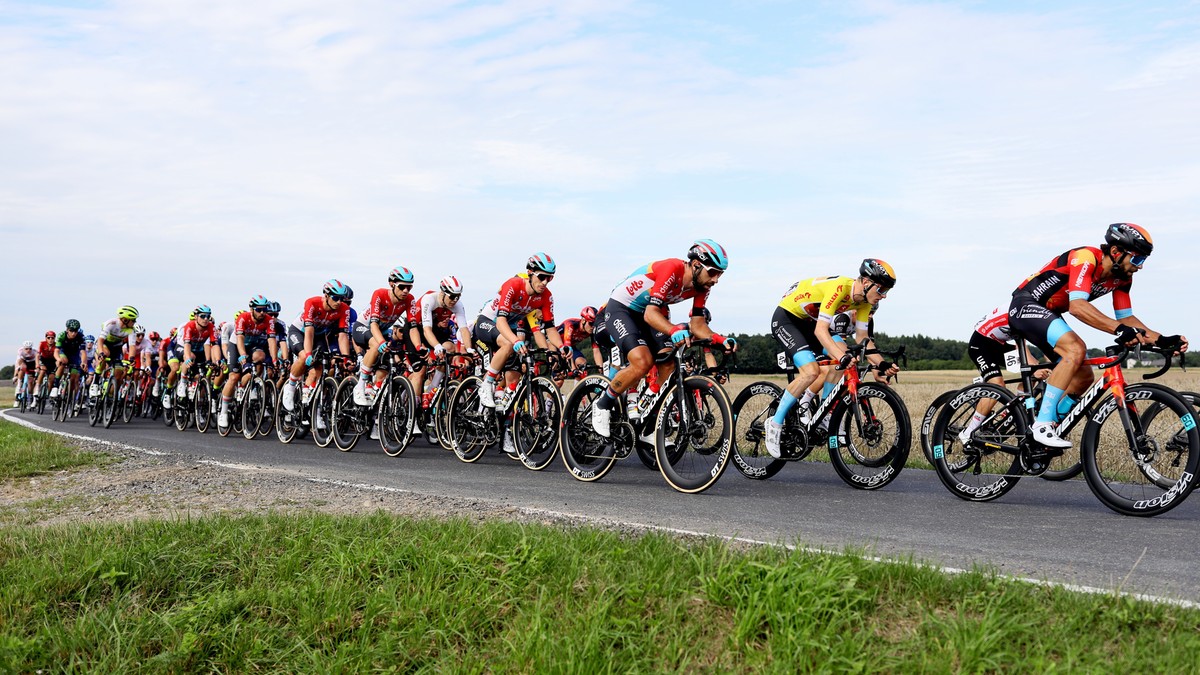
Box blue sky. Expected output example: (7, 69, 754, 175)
(3, 0, 1199, 357)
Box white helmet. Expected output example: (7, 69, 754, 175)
(22, 340, 33, 349)
(134, 324, 146, 335)
(439, 276, 463, 295)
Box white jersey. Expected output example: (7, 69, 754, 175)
(98, 318, 134, 346)
(973, 306, 1012, 344)
(16, 347, 36, 363)
(418, 291, 468, 329)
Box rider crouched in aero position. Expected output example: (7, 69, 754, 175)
(764, 259, 899, 458)
(163, 305, 217, 408)
(93, 306, 143, 398)
(591, 239, 736, 439)
(218, 295, 279, 427)
(407, 276, 474, 408)
(282, 280, 353, 412)
(352, 267, 415, 405)
(49, 321, 85, 398)
(957, 305, 1051, 444)
(473, 254, 568, 409)
(557, 306, 599, 376)
(1007, 223, 1188, 449)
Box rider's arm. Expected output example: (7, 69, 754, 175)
(495, 314, 522, 345)
(687, 313, 715, 341)
(545, 325, 565, 350)
(1067, 298, 1148, 341)
(303, 326, 314, 355)
(338, 331, 351, 356)
(643, 305, 675, 335)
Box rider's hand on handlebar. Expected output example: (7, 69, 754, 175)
(837, 352, 856, 370)
(1114, 323, 1147, 347)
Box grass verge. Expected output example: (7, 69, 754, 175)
(1, 513, 1197, 672)
(0, 419, 109, 481)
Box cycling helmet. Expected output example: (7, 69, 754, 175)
(859, 258, 897, 289)
(389, 266, 415, 284)
(168, 328, 177, 338)
(22, 340, 32, 349)
(1104, 223, 1154, 256)
(344, 286, 354, 302)
(134, 324, 145, 335)
(439, 276, 463, 294)
(323, 278, 351, 299)
(150, 331, 161, 340)
(268, 301, 281, 314)
(687, 239, 729, 271)
(85, 334, 95, 343)
(45, 330, 55, 340)
(66, 318, 81, 331)
(249, 294, 271, 309)
(580, 306, 597, 323)
(117, 305, 139, 320)
(526, 252, 556, 275)
(194, 304, 212, 317)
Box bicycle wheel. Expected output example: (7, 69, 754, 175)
(379, 375, 416, 457)
(275, 388, 299, 444)
(242, 378, 266, 440)
(331, 377, 363, 452)
(217, 391, 235, 438)
(101, 381, 118, 428)
(1082, 383, 1200, 517)
(447, 377, 493, 463)
(559, 375, 620, 482)
(827, 383, 911, 490)
(52, 381, 67, 422)
(655, 376, 733, 494)
(730, 381, 788, 480)
(918, 390, 956, 465)
(1136, 390, 1199, 488)
(258, 380, 277, 437)
(931, 383, 1025, 502)
(18, 380, 29, 414)
(435, 382, 460, 451)
(512, 377, 563, 471)
(311, 377, 339, 448)
(36, 380, 49, 415)
(194, 381, 212, 433)
(121, 381, 137, 423)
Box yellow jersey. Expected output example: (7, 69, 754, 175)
(778, 276, 873, 330)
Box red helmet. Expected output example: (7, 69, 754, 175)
(149, 331, 161, 341)
(580, 306, 597, 323)
(45, 330, 56, 339)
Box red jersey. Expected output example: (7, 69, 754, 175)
(290, 296, 351, 334)
(180, 320, 218, 347)
(364, 288, 414, 325)
(556, 318, 591, 348)
(479, 275, 555, 324)
(37, 340, 55, 359)
(609, 258, 709, 313)
(234, 311, 275, 341)
(1016, 246, 1133, 317)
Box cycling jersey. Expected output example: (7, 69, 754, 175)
(98, 318, 134, 346)
(1015, 246, 1133, 317)
(364, 288, 414, 326)
(411, 291, 467, 330)
(16, 347, 36, 365)
(973, 306, 1012, 344)
(777, 276, 873, 329)
(608, 258, 708, 314)
(557, 318, 592, 348)
(55, 331, 87, 356)
(179, 320, 218, 348)
(36, 340, 55, 360)
(290, 296, 351, 334)
(234, 311, 275, 343)
(479, 275, 555, 324)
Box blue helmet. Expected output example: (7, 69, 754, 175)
(389, 266, 415, 284)
(527, 252, 556, 275)
(194, 304, 213, 316)
(249, 294, 270, 309)
(687, 239, 728, 271)
(85, 334, 95, 342)
(323, 279, 351, 300)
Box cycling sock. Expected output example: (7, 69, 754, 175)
(484, 368, 498, 384)
(596, 387, 618, 410)
(287, 374, 301, 386)
(359, 364, 372, 380)
(1037, 385, 1065, 424)
(798, 390, 815, 408)
(773, 391, 798, 424)
(964, 411, 987, 436)
(1056, 394, 1077, 422)
(430, 369, 444, 389)
(822, 382, 834, 399)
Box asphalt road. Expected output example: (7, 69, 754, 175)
(6, 407, 1198, 606)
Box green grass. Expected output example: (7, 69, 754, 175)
(1, 513, 1197, 672)
(0, 419, 109, 481)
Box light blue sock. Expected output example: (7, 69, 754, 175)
(774, 391, 798, 424)
(1038, 385, 1065, 424)
(821, 382, 834, 400)
(1056, 394, 1077, 422)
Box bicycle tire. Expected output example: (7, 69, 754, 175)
(1136, 390, 1199, 488)
(919, 389, 956, 465)
(242, 378, 266, 440)
(930, 383, 1025, 502)
(331, 377, 363, 452)
(435, 382, 460, 451)
(379, 375, 416, 457)
(258, 380, 277, 437)
(730, 380, 788, 480)
(35, 380, 49, 415)
(512, 377, 563, 471)
(1082, 383, 1199, 517)
(448, 376, 491, 463)
(101, 381, 118, 428)
(194, 381, 212, 433)
(121, 380, 136, 423)
(311, 377, 339, 448)
(653, 376, 733, 493)
(827, 382, 910, 490)
(558, 375, 620, 482)
(275, 388, 299, 444)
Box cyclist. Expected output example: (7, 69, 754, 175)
(763, 259, 899, 458)
(13, 340, 37, 406)
(83, 335, 95, 376)
(352, 267, 416, 405)
(218, 295, 279, 427)
(406, 275, 473, 408)
(557, 306, 598, 374)
(164, 305, 218, 409)
(1007, 222, 1188, 448)
(49, 319, 88, 398)
(474, 254, 568, 408)
(957, 305, 1051, 443)
(591, 239, 736, 438)
(267, 301, 290, 363)
(92, 306, 142, 398)
(34, 330, 57, 402)
(282, 280, 353, 412)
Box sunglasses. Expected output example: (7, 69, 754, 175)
(534, 273, 554, 282)
(873, 284, 891, 297)
(252, 307, 266, 313)
(1130, 254, 1148, 267)
(446, 293, 461, 301)
(394, 284, 412, 291)
(197, 313, 211, 319)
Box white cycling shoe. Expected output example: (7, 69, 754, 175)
(591, 406, 611, 438)
(1031, 421, 1072, 449)
(764, 418, 783, 458)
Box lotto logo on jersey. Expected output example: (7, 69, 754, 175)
(625, 280, 644, 296)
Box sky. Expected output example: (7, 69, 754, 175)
(3, 0, 1199, 359)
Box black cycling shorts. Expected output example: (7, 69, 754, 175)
(967, 331, 1011, 382)
(603, 302, 672, 363)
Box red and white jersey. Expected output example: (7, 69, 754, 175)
(479, 275, 555, 324)
(411, 291, 468, 329)
(608, 258, 709, 314)
(179, 320, 218, 347)
(364, 288, 414, 325)
(17, 346, 36, 363)
(290, 296, 351, 334)
(973, 307, 1012, 344)
(234, 310, 275, 341)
